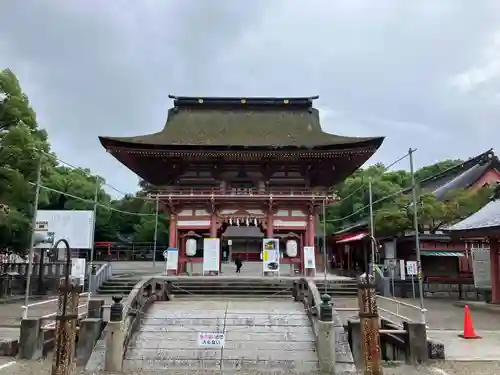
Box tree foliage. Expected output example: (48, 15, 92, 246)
(0, 69, 168, 253)
(0, 68, 495, 251)
(325, 156, 495, 236)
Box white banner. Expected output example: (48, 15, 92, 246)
(399, 259, 406, 280)
(197, 332, 225, 348)
(304, 246, 316, 269)
(71, 258, 86, 286)
(203, 238, 220, 273)
(262, 238, 280, 273)
(35, 210, 94, 249)
(165, 248, 179, 271)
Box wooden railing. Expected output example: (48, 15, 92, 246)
(149, 186, 337, 199)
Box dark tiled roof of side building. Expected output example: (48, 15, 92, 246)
(335, 149, 499, 235)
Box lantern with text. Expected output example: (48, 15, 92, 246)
(186, 238, 197, 256)
(286, 239, 298, 257)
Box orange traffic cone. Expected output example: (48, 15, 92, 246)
(459, 304, 481, 339)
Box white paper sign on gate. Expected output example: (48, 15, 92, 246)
(203, 238, 220, 273)
(304, 246, 316, 269)
(197, 332, 225, 348)
(406, 261, 418, 276)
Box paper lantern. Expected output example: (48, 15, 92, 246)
(186, 238, 197, 256)
(286, 239, 298, 257)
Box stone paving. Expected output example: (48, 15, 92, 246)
(124, 298, 319, 374)
(333, 296, 500, 362)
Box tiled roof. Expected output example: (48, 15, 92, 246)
(447, 199, 500, 232)
(99, 96, 383, 149)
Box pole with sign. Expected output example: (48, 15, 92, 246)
(406, 260, 418, 298)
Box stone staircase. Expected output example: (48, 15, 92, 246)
(97, 275, 143, 295)
(314, 279, 358, 297)
(98, 274, 359, 298)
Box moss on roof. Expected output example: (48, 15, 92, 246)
(100, 99, 383, 149)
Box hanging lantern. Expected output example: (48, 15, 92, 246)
(186, 238, 197, 256)
(236, 218, 240, 226)
(245, 218, 249, 226)
(229, 218, 232, 225)
(286, 239, 298, 257)
(253, 218, 257, 226)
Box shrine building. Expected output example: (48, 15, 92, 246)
(99, 96, 384, 274)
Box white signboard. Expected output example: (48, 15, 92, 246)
(304, 246, 316, 269)
(406, 261, 418, 276)
(165, 248, 179, 271)
(35, 210, 94, 249)
(71, 258, 86, 286)
(262, 238, 280, 273)
(471, 243, 491, 289)
(203, 238, 220, 274)
(399, 259, 406, 280)
(197, 332, 225, 348)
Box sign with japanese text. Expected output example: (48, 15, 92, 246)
(197, 332, 225, 348)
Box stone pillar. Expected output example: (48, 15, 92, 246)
(347, 320, 363, 367)
(357, 273, 382, 375)
(105, 296, 125, 372)
(52, 277, 81, 375)
(88, 299, 105, 319)
(403, 321, 428, 365)
(19, 318, 43, 360)
(76, 318, 102, 363)
(490, 238, 500, 304)
(317, 294, 336, 373)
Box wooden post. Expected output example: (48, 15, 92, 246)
(357, 273, 383, 375)
(51, 277, 81, 375)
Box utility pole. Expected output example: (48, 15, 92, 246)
(409, 148, 426, 324)
(86, 176, 99, 301)
(23, 153, 42, 318)
(368, 177, 375, 275)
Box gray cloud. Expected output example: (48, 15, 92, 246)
(1, 0, 500, 194)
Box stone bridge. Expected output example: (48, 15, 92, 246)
(84, 276, 357, 375)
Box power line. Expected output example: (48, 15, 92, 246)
(326, 150, 413, 211)
(37, 149, 153, 201)
(28, 182, 156, 217)
(325, 186, 408, 223)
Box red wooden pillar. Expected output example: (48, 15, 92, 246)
(266, 211, 273, 238)
(490, 238, 500, 304)
(308, 214, 315, 247)
(169, 214, 176, 248)
(210, 212, 217, 238)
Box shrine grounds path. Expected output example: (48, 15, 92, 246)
(2, 356, 500, 375)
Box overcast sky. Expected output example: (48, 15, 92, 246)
(1, 1, 500, 196)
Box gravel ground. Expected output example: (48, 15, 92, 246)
(1, 356, 499, 375)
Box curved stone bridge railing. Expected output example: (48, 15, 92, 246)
(293, 278, 357, 375)
(82, 277, 172, 373)
(85, 276, 356, 374)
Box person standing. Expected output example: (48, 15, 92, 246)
(234, 255, 242, 273)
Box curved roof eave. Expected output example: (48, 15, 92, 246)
(98, 135, 385, 152)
